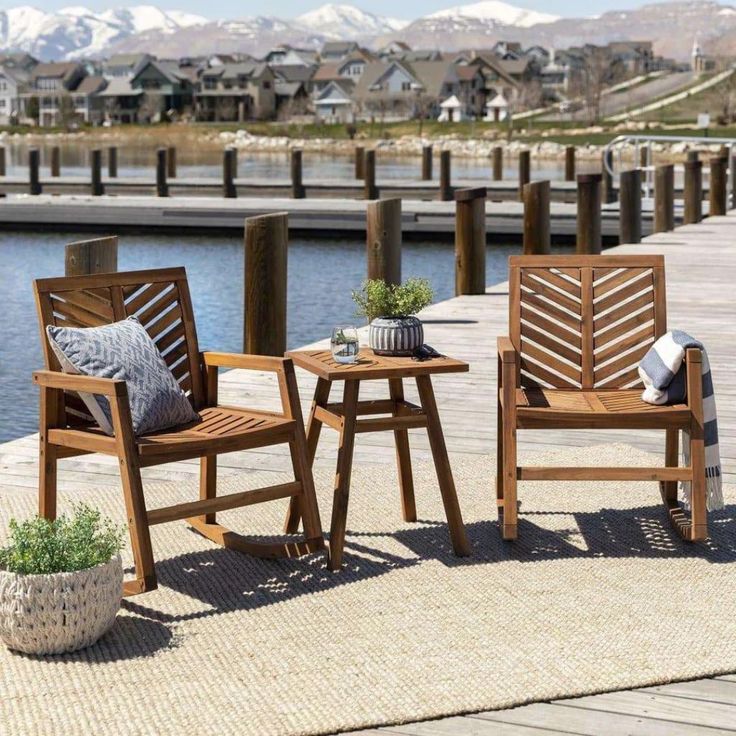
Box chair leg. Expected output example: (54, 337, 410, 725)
(662, 429, 678, 504)
(199, 455, 217, 525)
(501, 403, 517, 541)
(689, 426, 708, 542)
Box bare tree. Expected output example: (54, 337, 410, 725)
(57, 93, 77, 129)
(216, 96, 237, 122)
(138, 92, 162, 124)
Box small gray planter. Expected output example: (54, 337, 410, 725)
(369, 316, 423, 356)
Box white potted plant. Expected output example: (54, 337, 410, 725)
(353, 278, 434, 356)
(0, 504, 124, 655)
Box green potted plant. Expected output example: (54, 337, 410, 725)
(352, 278, 434, 356)
(0, 505, 124, 655)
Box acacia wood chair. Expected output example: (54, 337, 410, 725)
(497, 255, 707, 543)
(33, 267, 324, 596)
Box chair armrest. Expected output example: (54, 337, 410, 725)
(33, 370, 126, 398)
(497, 336, 518, 364)
(202, 352, 288, 373)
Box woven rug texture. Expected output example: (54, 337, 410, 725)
(1, 443, 735, 736)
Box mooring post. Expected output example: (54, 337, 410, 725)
(167, 146, 177, 178)
(421, 145, 432, 180)
(618, 169, 642, 244)
(601, 149, 615, 204)
(108, 146, 118, 178)
(492, 146, 503, 181)
(65, 236, 118, 276)
(366, 197, 401, 285)
(454, 187, 486, 296)
(223, 147, 237, 199)
(518, 150, 530, 201)
(355, 146, 365, 180)
(364, 149, 378, 199)
(564, 145, 576, 182)
(522, 180, 551, 255)
(290, 148, 305, 199)
(0, 146, 6, 177)
(683, 158, 703, 225)
(576, 173, 602, 255)
(90, 149, 104, 196)
(709, 156, 727, 217)
(654, 163, 675, 233)
(244, 212, 288, 356)
(439, 150, 452, 201)
(50, 146, 61, 177)
(156, 147, 168, 197)
(29, 148, 41, 195)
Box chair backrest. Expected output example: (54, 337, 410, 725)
(508, 255, 666, 390)
(34, 267, 205, 425)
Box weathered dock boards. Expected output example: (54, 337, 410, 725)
(0, 212, 733, 734)
(0, 193, 664, 241)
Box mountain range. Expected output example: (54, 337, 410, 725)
(0, 1, 731, 62)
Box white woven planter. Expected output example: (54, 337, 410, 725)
(0, 555, 123, 655)
(369, 316, 424, 356)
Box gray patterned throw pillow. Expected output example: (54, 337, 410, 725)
(46, 316, 199, 436)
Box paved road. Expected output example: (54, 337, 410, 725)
(542, 70, 697, 122)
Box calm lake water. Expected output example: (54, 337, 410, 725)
(0, 232, 579, 443)
(0, 140, 570, 181)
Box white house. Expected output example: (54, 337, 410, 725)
(485, 92, 508, 121)
(0, 66, 26, 124)
(314, 81, 354, 123)
(438, 94, 465, 122)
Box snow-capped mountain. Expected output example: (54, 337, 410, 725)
(427, 1, 559, 28)
(296, 4, 408, 38)
(0, 5, 206, 60)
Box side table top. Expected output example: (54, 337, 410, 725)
(287, 348, 469, 381)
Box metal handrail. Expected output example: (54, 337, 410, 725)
(603, 134, 736, 200)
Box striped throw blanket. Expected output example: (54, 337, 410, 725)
(638, 330, 722, 511)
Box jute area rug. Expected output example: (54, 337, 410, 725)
(1, 443, 735, 736)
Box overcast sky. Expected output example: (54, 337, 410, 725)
(0, 0, 697, 19)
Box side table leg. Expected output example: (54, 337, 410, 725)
(415, 374, 470, 557)
(389, 377, 416, 522)
(329, 379, 360, 570)
(284, 377, 331, 534)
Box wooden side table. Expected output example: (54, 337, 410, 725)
(285, 348, 471, 570)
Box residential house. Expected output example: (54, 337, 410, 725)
(98, 78, 143, 123)
(314, 81, 355, 123)
(320, 41, 360, 61)
(272, 64, 315, 116)
(20, 61, 86, 126)
(377, 41, 411, 60)
(0, 64, 30, 124)
(464, 54, 519, 113)
(264, 46, 317, 66)
(311, 63, 355, 96)
(72, 75, 107, 124)
(131, 59, 193, 120)
(0, 52, 38, 73)
(195, 62, 276, 121)
(607, 41, 654, 75)
(491, 41, 523, 60)
(103, 53, 153, 79)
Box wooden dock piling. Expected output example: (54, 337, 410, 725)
(90, 149, 104, 197)
(65, 236, 118, 276)
(709, 156, 727, 217)
(355, 146, 365, 180)
(108, 146, 118, 178)
(421, 145, 432, 180)
(576, 173, 602, 254)
(518, 150, 530, 201)
(601, 150, 615, 204)
(522, 180, 550, 255)
(167, 146, 177, 178)
(223, 148, 237, 199)
(29, 148, 41, 195)
(564, 146, 576, 182)
(244, 212, 287, 356)
(156, 148, 168, 197)
(683, 159, 703, 225)
(364, 149, 378, 200)
(492, 146, 503, 181)
(654, 163, 674, 233)
(454, 187, 486, 296)
(290, 149, 305, 199)
(439, 150, 452, 201)
(618, 169, 642, 244)
(0, 146, 5, 177)
(366, 198, 401, 285)
(50, 146, 60, 177)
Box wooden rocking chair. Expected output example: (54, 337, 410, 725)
(33, 267, 324, 596)
(497, 255, 707, 543)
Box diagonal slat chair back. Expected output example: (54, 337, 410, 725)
(509, 255, 667, 391)
(34, 267, 205, 426)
